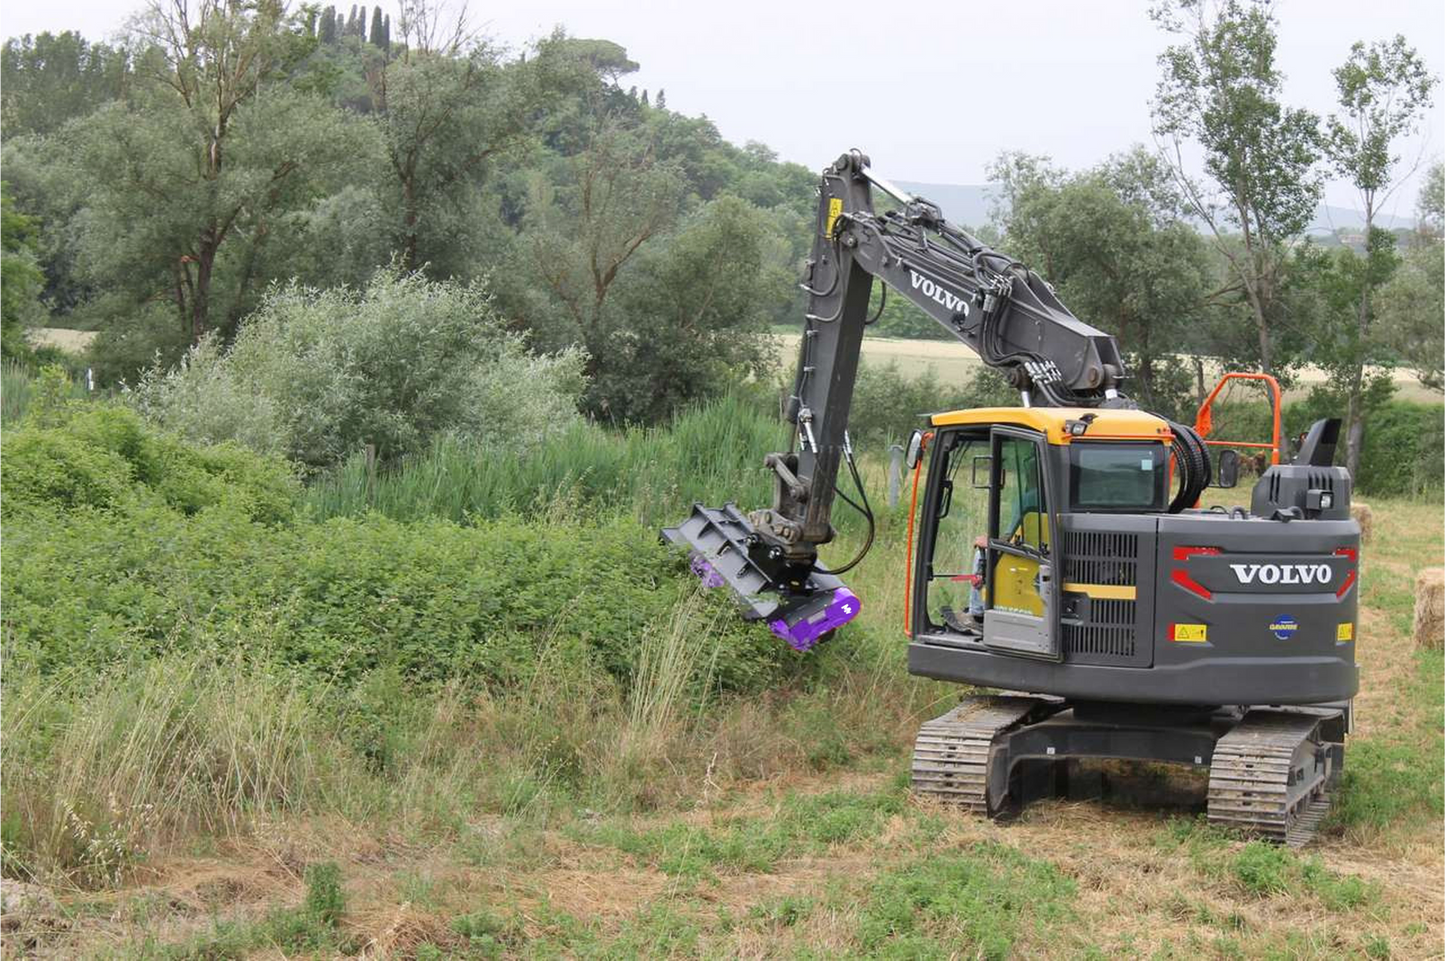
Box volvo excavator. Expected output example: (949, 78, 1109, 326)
(664, 150, 1359, 846)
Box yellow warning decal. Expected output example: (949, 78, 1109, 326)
(1337, 622, 1355, 642)
(1170, 623, 1208, 643)
(825, 197, 843, 237)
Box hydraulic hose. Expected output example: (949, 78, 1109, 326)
(1166, 420, 1212, 513)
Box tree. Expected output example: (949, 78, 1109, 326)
(990, 148, 1211, 419)
(372, 30, 590, 273)
(1151, 0, 1323, 377)
(1417, 160, 1445, 236)
(1, 32, 130, 136)
(1, 184, 46, 361)
(369, 6, 385, 47)
(1378, 162, 1445, 392)
(584, 196, 782, 423)
(59, 0, 376, 358)
(1324, 35, 1437, 477)
(318, 5, 337, 43)
(521, 120, 687, 370)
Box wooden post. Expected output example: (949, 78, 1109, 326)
(364, 443, 376, 508)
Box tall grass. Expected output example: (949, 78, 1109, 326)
(1, 358, 31, 425)
(1, 358, 90, 427)
(305, 394, 791, 526)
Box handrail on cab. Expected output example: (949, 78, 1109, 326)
(1194, 372, 1283, 467)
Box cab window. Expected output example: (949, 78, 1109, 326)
(996, 435, 1047, 553)
(1069, 442, 1166, 511)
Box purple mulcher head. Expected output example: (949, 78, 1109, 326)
(769, 588, 861, 652)
(662, 503, 863, 653)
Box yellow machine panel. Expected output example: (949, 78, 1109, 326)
(992, 510, 1050, 616)
(930, 406, 1173, 446)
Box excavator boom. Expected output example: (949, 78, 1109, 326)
(664, 150, 1146, 643)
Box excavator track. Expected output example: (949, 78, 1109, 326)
(910, 695, 1050, 813)
(1207, 711, 1339, 847)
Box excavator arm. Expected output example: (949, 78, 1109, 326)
(663, 150, 1151, 647)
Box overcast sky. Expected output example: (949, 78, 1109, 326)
(4, 0, 1442, 216)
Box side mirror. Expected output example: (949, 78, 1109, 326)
(905, 429, 925, 469)
(1217, 448, 1239, 489)
(972, 455, 993, 489)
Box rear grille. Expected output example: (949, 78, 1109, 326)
(1063, 531, 1141, 662)
(1064, 531, 1138, 586)
(1064, 600, 1137, 658)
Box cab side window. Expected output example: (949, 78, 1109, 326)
(995, 436, 1048, 554)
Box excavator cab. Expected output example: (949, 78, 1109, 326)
(910, 407, 1176, 665)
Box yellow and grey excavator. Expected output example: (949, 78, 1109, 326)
(665, 151, 1359, 845)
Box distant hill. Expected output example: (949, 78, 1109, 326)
(895, 182, 995, 229)
(894, 180, 1414, 234)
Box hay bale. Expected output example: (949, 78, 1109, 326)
(1415, 568, 1444, 650)
(1350, 501, 1373, 541)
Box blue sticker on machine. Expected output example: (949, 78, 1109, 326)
(1270, 615, 1298, 641)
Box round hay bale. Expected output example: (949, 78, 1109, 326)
(1415, 568, 1444, 650)
(1350, 501, 1373, 542)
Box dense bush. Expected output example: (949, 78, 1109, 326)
(2, 403, 296, 522)
(129, 269, 587, 472)
(1, 404, 787, 693)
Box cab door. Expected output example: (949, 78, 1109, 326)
(983, 428, 1062, 660)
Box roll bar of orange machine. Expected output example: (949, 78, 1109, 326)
(1193, 372, 1283, 466)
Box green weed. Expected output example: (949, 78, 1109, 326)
(575, 789, 903, 879)
(855, 840, 1076, 960)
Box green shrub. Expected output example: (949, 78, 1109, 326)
(130, 268, 586, 472)
(2, 499, 786, 689)
(1, 404, 297, 523)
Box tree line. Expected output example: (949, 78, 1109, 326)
(1, 1, 815, 425)
(1, 0, 1440, 472)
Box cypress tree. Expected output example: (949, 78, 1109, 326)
(655, 88, 666, 109)
(319, 6, 337, 44)
(369, 6, 384, 47)
(382, 14, 391, 50)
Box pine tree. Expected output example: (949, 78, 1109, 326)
(369, 6, 384, 46)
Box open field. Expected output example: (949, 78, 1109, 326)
(5, 482, 1440, 959)
(28, 328, 97, 354)
(773, 332, 1445, 405)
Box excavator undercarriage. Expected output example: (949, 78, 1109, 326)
(911, 695, 1344, 846)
